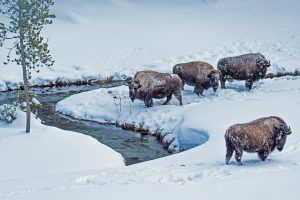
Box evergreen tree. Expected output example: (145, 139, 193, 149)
(0, 0, 55, 133)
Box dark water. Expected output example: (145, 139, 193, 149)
(0, 84, 170, 165)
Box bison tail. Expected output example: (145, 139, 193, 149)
(224, 130, 233, 148)
(225, 130, 234, 165)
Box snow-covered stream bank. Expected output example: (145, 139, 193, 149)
(0, 86, 170, 165)
(0, 109, 125, 181)
(56, 76, 300, 152)
(1, 40, 299, 92)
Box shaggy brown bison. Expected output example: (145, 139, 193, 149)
(217, 53, 271, 90)
(127, 71, 183, 107)
(173, 61, 220, 96)
(225, 116, 292, 165)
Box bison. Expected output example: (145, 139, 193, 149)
(225, 116, 292, 165)
(173, 61, 220, 96)
(127, 70, 158, 101)
(217, 53, 271, 90)
(127, 71, 183, 107)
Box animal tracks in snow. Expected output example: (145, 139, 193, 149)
(69, 159, 299, 188)
(1, 160, 298, 198)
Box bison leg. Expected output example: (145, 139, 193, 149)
(144, 95, 153, 108)
(194, 85, 204, 96)
(226, 147, 234, 165)
(173, 90, 183, 105)
(258, 151, 269, 161)
(245, 79, 253, 90)
(220, 74, 226, 89)
(163, 94, 172, 105)
(235, 148, 243, 165)
(181, 80, 185, 90)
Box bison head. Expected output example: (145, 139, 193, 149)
(127, 77, 141, 102)
(256, 59, 271, 77)
(274, 124, 292, 151)
(207, 70, 220, 92)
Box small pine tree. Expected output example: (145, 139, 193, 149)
(0, 0, 55, 133)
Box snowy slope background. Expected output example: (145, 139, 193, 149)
(0, 0, 300, 90)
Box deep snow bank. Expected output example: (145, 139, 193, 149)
(0, 109, 124, 180)
(56, 76, 300, 153)
(56, 85, 210, 152)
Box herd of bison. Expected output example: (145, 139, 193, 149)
(125, 53, 292, 165)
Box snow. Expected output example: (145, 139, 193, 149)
(31, 97, 41, 106)
(0, 109, 125, 180)
(1, 0, 300, 199)
(1, 76, 300, 199)
(53, 76, 300, 199)
(0, 0, 300, 91)
(56, 76, 300, 152)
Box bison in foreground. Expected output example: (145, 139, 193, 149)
(173, 61, 220, 96)
(225, 116, 292, 165)
(127, 71, 183, 107)
(217, 53, 271, 90)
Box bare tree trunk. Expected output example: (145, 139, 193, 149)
(19, 5, 31, 133)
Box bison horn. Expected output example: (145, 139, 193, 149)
(126, 77, 133, 84)
(285, 126, 292, 135)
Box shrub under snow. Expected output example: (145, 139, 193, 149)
(0, 104, 17, 123)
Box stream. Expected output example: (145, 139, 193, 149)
(0, 83, 170, 165)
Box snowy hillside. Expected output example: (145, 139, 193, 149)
(0, 0, 300, 90)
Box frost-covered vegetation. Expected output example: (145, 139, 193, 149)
(0, 104, 17, 123)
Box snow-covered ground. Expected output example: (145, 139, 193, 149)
(0, 109, 124, 181)
(0, 0, 300, 91)
(1, 76, 300, 199)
